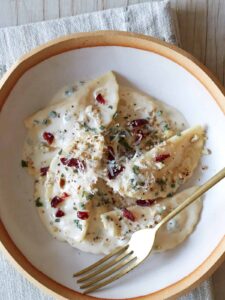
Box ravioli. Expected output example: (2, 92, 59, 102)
(103, 86, 180, 168)
(42, 129, 104, 242)
(25, 71, 119, 129)
(106, 125, 205, 199)
(101, 187, 202, 251)
(23, 72, 119, 175)
(35, 177, 129, 254)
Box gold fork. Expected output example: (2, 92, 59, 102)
(74, 167, 225, 294)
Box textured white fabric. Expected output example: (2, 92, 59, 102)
(0, 1, 214, 299)
(0, 0, 179, 72)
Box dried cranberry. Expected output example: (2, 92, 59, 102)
(60, 157, 68, 165)
(129, 119, 148, 128)
(77, 211, 89, 220)
(155, 153, 170, 162)
(107, 146, 115, 161)
(62, 192, 69, 199)
(107, 165, 124, 180)
(66, 158, 77, 167)
(136, 199, 155, 206)
(40, 166, 49, 176)
(43, 132, 54, 145)
(55, 209, 65, 217)
(69, 158, 86, 171)
(122, 208, 135, 222)
(96, 93, 106, 104)
(51, 196, 64, 208)
(60, 157, 86, 171)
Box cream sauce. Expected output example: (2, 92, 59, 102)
(101, 187, 202, 252)
(23, 74, 203, 254)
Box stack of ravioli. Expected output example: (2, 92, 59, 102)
(23, 72, 205, 254)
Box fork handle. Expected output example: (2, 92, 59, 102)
(155, 167, 225, 230)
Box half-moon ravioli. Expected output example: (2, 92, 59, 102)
(101, 187, 202, 251)
(105, 125, 205, 199)
(42, 129, 104, 242)
(23, 72, 119, 176)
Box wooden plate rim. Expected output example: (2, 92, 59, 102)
(0, 31, 225, 300)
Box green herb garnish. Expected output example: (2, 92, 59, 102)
(130, 178, 138, 190)
(74, 219, 82, 230)
(80, 203, 85, 210)
(167, 193, 173, 198)
(21, 160, 28, 168)
(49, 111, 57, 118)
(65, 87, 75, 96)
(83, 122, 97, 133)
(156, 178, 166, 185)
(156, 178, 167, 191)
(162, 123, 170, 131)
(42, 118, 50, 125)
(132, 165, 140, 175)
(156, 110, 163, 117)
(82, 191, 94, 200)
(35, 197, 43, 207)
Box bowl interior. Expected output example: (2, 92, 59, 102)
(0, 45, 225, 299)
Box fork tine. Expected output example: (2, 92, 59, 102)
(77, 248, 132, 283)
(73, 245, 128, 277)
(80, 254, 136, 289)
(83, 259, 140, 294)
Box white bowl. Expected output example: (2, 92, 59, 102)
(0, 31, 225, 300)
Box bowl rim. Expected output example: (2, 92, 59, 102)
(0, 31, 225, 300)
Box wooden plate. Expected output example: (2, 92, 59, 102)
(0, 31, 225, 300)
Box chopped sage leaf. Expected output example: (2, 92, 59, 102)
(162, 123, 170, 131)
(42, 118, 50, 125)
(65, 87, 75, 96)
(167, 193, 173, 197)
(49, 111, 57, 118)
(35, 197, 43, 207)
(21, 160, 28, 168)
(132, 165, 140, 175)
(74, 219, 82, 230)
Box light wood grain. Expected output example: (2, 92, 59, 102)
(0, 0, 224, 86)
(172, 0, 225, 86)
(0, 1, 224, 299)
